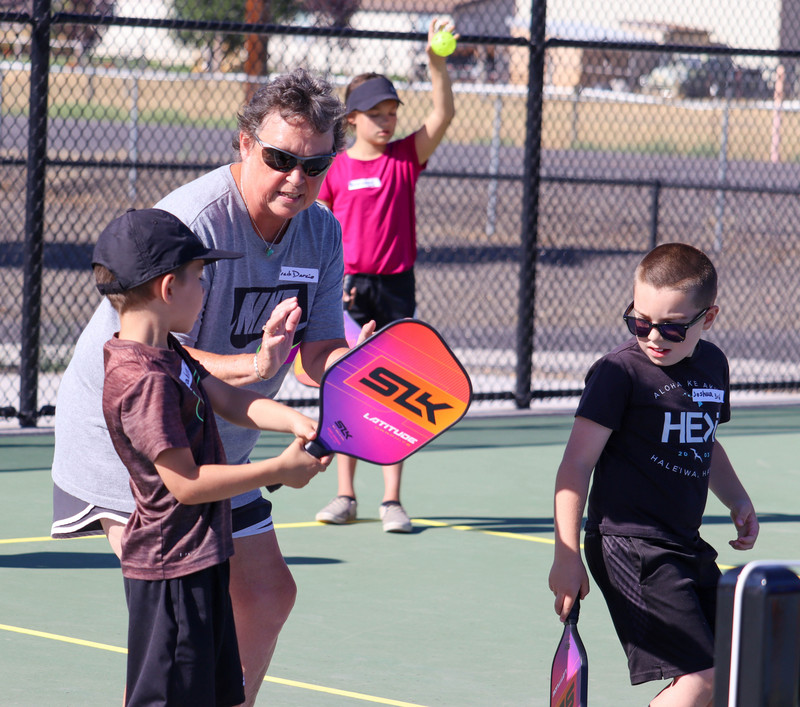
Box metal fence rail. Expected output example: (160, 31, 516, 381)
(2, 0, 800, 426)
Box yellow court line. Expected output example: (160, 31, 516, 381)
(0, 623, 127, 654)
(0, 520, 378, 544)
(277, 519, 378, 529)
(274, 521, 326, 529)
(411, 518, 555, 545)
(0, 623, 429, 706)
(0, 535, 104, 544)
(263, 676, 428, 706)
(408, 521, 738, 570)
(0, 522, 560, 547)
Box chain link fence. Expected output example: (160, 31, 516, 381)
(2, 0, 800, 426)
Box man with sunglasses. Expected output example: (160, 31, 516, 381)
(52, 68, 374, 707)
(548, 243, 758, 706)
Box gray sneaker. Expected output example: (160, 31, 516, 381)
(380, 503, 412, 533)
(315, 496, 357, 524)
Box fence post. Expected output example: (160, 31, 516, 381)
(570, 85, 580, 147)
(714, 74, 733, 254)
(514, 0, 547, 409)
(649, 180, 660, 250)
(19, 0, 51, 427)
(0, 67, 4, 149)
(484, 93, 502, 237)
(128, 73, 139, 203)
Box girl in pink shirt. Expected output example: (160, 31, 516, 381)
(316, 17, 457, 533)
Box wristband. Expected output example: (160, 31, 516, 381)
(253, 352, 268, 382)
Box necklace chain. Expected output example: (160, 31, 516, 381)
(240, 183, 287, 257)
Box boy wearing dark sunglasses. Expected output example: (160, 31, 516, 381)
(548, 243, 758, 706)
(316, 17, 457, 534)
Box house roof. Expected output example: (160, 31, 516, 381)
(358, 0, 464, 13)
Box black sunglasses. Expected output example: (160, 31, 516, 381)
(623, 302, 710, 343)
(253, 136, 335, 177)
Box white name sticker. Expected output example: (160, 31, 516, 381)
(179, 360, 194, 390)
(693, 388, 724, 404)
(280, 266, 319, 283)
(348, 177, 381, 191)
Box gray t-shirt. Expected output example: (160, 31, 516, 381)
(52, 165, 345, 511)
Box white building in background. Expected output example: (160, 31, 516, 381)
(90, 0, 789, 81)
(93, 0, 199, 66)
(530, 0, 782, 50)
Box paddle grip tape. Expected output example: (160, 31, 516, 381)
(264, 440, 328, 493)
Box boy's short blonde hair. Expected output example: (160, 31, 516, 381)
(93, 262, 191, 313)
(93, 263, 158, 313)
(635, 243, 717, 308)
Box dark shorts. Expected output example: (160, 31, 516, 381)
(52, 484, 273, 539)
(124, 561, 245, 707)
(345, 270, 416, 329)
(584, 531, 720, 685)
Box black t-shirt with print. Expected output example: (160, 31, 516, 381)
(578, 337, 730, 543)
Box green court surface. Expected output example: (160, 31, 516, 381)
(1, 404, 799, 706)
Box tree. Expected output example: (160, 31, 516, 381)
(302, 0, 359, 31)
(55, 0, 115, 62)
(171, 0, 297, 73)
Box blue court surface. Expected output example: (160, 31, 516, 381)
(1, 402, 799, 706)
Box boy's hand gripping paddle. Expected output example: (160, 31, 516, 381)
(268, 319, 472, 491)
(550, 598, 588, 707)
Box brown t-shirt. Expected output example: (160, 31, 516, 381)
(102, 334, 233, 580)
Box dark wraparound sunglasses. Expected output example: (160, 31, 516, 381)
(623, 301, 710, 343)
(253, 135, 335, 177)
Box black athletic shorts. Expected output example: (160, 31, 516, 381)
(124, 561, 245, 707)
(584, 531, 720, 685)
(345, 270, 416, 329)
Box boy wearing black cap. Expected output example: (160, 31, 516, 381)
(93, 208, 331, 706)
(316, 17, 456, 533)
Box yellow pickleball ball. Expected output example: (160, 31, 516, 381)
(431, 30, 457, 57)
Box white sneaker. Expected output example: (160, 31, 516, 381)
(380, 503, 412, 533)
(315, 496, 357, 524)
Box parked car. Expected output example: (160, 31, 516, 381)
(639, 54, 773, 99)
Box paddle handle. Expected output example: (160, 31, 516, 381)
(304, 439, 328, 458)
(566, 597, 581, 624)
(265, 439, 330, 493)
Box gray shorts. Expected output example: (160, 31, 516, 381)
(51, 484, 274, 539)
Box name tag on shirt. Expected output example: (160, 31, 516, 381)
(280, 266, 319, 283)
(179, 360, 194, 390)
(693, 388, 724, 404)
(348, 177, 381, 191)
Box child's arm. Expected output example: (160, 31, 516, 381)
(415, 18, 457, 164)
(708, 440, 759, 550)
(548, 416, 611, 622)
(154, 437, 331, 505)
(203, 375, 316, 439)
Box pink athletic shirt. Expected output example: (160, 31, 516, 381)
(319, 133, 426, 275)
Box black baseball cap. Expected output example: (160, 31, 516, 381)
(345, 76, 403, 113)
(92, 208, 242, 295)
